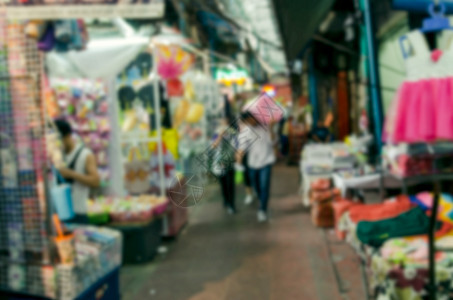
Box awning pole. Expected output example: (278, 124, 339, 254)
(308, 50, 319, 127)
(362, 0, 384, 152)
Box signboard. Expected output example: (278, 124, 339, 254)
(214, 67, 248, 86)
(4, 0, 165, 20)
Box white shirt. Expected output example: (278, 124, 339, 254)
(239, 125, 276, 169)
(65, 144, 92, 214)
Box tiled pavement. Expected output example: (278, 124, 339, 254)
(121, 164, 367, 300)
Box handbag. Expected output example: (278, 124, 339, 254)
(51, 146, 84, 221)
(51, 169, 74, 221)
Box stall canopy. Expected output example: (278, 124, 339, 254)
(215, 0, 287, 74)
(272, 0, 336, 62)
(46, 21, 149, 79)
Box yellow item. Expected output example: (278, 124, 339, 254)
(24, 21, 45, 39)
(185, 103, 204, 123)
(78, 106, 89, 119)
(148, 129, 179, 159)
(122, 111, 137, 132)
(163, 129, 179, 159)
(184, 81, 196, 100)
(174, 99, 190, 127)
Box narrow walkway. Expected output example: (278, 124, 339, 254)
(121, 164, 366, 300)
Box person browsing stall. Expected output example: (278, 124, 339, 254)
(55, 119, 100, 222)
(310, 120, 331, 143)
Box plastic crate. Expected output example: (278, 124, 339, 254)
(108, 218, 162, 264)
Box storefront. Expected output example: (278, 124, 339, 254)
(0, 2, 226, 297)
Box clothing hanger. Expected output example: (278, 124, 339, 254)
(400, 1, 453, 59)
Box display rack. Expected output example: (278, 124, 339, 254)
(388, 173, 453, 299)
(0, 18, 54, 297)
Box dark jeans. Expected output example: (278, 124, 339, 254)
(281, 135, 289, 156)
(242, 153, 251, 188)
(249, 164, 272, 212)
(219, 169, 235, 210)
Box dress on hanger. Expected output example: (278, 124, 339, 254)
(384, 30, 453, 143)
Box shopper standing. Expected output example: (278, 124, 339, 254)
(310, 120, 331, 143)
(55, 119, 101, 223)
(237, 112, 276, 222)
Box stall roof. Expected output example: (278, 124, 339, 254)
(272, 0, 336, 62)
(216, 0, 287, 74)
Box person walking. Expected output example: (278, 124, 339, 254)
(237, 112, 276, 222)
(212, 118, 237, 214)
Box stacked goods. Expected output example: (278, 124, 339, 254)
(332, 198, 359, 240)
(87, 195, 169, 224)
(309, 179, 340, 228)
(383, 143, 453, 177)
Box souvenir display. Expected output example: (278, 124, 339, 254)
(51, 78, 112, 184)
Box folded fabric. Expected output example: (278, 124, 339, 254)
(388, 268, 428, 293)
(409, 195, 430, 211)
(415, 192, 453, 224)
(310, 189, 341, 203)
(332, 198, 360, 240)
(350, 195, 413, 223)
(310, 178, 331, 190)
(357, 207, 432, 248)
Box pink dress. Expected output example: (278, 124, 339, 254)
(384, 30, 453, 143)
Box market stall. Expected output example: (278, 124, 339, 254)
(325, 4, 453, 299)
(0, 17, 123, 300)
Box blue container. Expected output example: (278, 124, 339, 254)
(51, 184, 75, 221)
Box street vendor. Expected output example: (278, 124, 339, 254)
(55, 119, 100, 222)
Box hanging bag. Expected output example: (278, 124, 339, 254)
(51, 146, 84, 221)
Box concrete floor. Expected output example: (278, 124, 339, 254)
(120, 164, 367, 300)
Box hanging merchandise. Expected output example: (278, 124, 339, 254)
(37, 23, 56, 52)
(24, 20, 47, 40)
(124, 147, 151, 195)
(185, 102, 205, 124)
(184, 80, 196, 100)
(384, 5, 453, 143)
(174, 98, 190, 128)
(29, 19, 89, 52)
(149, 144, 176, 191)
(156, 45, 193, 80)
(166, 78, 184, 97)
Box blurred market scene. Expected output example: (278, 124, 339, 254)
(2, 0, 453, 300)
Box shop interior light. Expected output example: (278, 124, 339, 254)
(262, 84, 276, 97)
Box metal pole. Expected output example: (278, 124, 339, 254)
(308, 50, 319, 126)
(429, 182, 440, 300)
(152, 46, 166, 197)
(362, 0, 384, 152)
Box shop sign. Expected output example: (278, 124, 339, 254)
(215, 67, 248, 86)
(4, 0, 165, 20)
